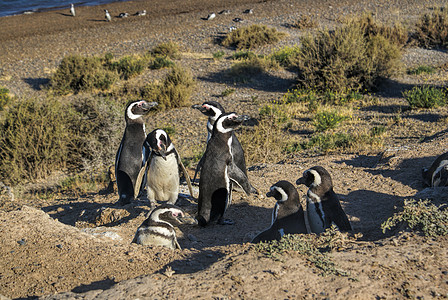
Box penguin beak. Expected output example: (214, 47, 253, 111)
(266, 190, 274, 198)
(191, 104, 207, 113)
(234, 115, 250, 123)
(158, 147, 167, 160)
(178, 215, 198, 225)
(141, 101, 158, 111)
(296, 177, 305, 185)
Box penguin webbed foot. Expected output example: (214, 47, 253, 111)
(218, 218, 234, 225)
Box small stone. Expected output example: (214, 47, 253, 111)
(17, 239, 26, 246)
(56, 244, 63, 249)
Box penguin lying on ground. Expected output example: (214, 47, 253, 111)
(197, 112, 257, 226)
(252, 180, 308, 243)
(115, 100, 157, 205)
(132, 204, 197, 249)
(140, 129, 194, 207)
(296, 166, 352, 234)
(191, 101, 255, 194)
(422, 151, 448, 187)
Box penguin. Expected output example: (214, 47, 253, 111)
(118, 12, 129, 18)
(206, 13, 216, 20)
(70, 4, 75, 17)
(296, 166, 352, 234)
(132, 204, 197, 249)
(422, 151, 448, 187)
(191, 101, 254, 195)
(252, 181, 308, 243)
(115, 100, 158, 205)
(104, 9, 111, 22)
(143, 129, 194, 207)
(197, 112, 256, 226)
(134, 10, 146, 16)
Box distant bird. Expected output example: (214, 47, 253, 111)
(118, 12, 129, 18)
(219, 9, 230, 15)
(206, 13, 216, 20)
(104, 9, 111, 22)
(70, 4, 76, 17)
(233, 18, 244, 23)
(229, 26, 237, 32)
(243, 9, 254, 14)
(134, 10, 146, 16)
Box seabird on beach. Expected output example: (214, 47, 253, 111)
(233, 18, 244, 23)
(134, 10, 146, 16)
(219, 10, 230, 15)
(206, 13, 216, 20)
(243, 9, 254, 14)
(118, 12, 129, 18)
(70, 4, 76, 17)
(104, 9, 111, 21)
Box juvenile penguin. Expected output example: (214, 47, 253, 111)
(191, 101, 254, 194)
(422, 151, 448, 187)
(197, 112, 256, 226)
(104, 9, 111, 21)
(132, 204, 197, 249)
(143, 129, 194, 206)
(70, 4, 75, 17)
(296, 166, 352, 234)
(252, 181, 307, 243)
(115, 100, 158, 205)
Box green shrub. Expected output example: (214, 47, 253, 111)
(150, 42, 180, 59)
(281, 88, 318, 104)
(155, 65, 196, 111)
(110, 55, 148, 80)
(403, 86, 446, 109)
(414, 7, 448, 49)
(259, 103, 289, 123)
(49, 54, 119, 95)
(0, 86, 12, 110)
(222, 24, 287, 50)
(0, 98, 71, 184)
(212, 50, 225, 60)
(313, 110, 348, 132)
(407, 65, 436, 75)
(150, 56, 175, 70)
(381, 199, 448, 237)
(270, 45, 301, 68)
(297, 21, 402, 93)
(231, 51, 257, 60)
(228, 56, 278, 80)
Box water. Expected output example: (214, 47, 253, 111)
(0, 0, 127, 17)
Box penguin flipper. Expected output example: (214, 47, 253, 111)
(174, 148, 195, 199)
(174, 238, 182, 250)
(193, 153, 205, 184)
(134, 156, 150, 199)
(327, 199, 352, 232)
(228, 163, 253, 195)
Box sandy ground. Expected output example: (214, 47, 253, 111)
(1, 0, 448, 299)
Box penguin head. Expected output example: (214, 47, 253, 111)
(147, 204, 198, 226)
(266, 180, 300, 204)
(125, 100, 157, 123)
(192, 101, 225, 123)
(296, 166, 333, 190)
(146, 129, 173, 160)
(214, 112, 249, 134)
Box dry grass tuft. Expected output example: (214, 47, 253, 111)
(222, 24, 287, 50)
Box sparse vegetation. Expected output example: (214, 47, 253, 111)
(403, 86, 446, 109)
(231, 51, 257, 60)
(150, 56, 175, 70)
(222, 24, 287, 50)
(212, 50, 225, 60)
(0, 86, 12, 110)
(150, 41, 180, 59)
(220, 88, 235, 97)
(297, 18, 403, 93)
(270, 45, 301, 68)
(407, 65, 436, 75)
(290, 15, 318, 29)
(413, 7, 448, 49)
(313, 110, 349, 132)
(228, 55, 278, 80)
(110, 55, 149, 80)
(381, 199, 448, 237)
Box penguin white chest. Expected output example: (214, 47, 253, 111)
(306, 190, 325, 234)
(147, 155, 179, 202)
(432, 160, 448, 187)
(134, 226, 176, 249)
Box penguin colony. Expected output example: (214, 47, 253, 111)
(115, 100, 442, 249)
(67, 4, 146, 20)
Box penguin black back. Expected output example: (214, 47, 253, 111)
(422, 152, 448, 187)
(252, 180, 307, 243)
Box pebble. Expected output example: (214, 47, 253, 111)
(17, 239, 26, 246)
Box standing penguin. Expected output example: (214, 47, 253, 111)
(143, 129, 194, 206)
(104, 9, 111, 21)
(422, 151, 448, 187)
(197, 112, 256, 226)
(296, 166, 352, 234)
(252, 180, 308, 243)
(115, 100, 157, 205)
(132, 204, 197, 249)
(70, 4, 76, 17)
(191, 101, 253, 194)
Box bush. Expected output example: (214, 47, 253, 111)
(297, 21, 402, 93)
(222, 24, 287, 49)
(49, 54, 119, 95)
(228, 56, 279, 80)
(381, 199, 448, 237)
(270, 45, 301, 68)
(313, 110, 348, 132)
(290, 15, 318, 29)
(231, 51, 257, 60)
(407, 65, 436, 75)
(0, 86, 12, 110)
(0, 98, 71, 184)
(150, 56, 175, 70)
(150, 42, 180, 59)
(414, 7, 448, 49)
(110, 55, 148, 80)
(213, 50, 225, 60)
(403, 86, 446, 109)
